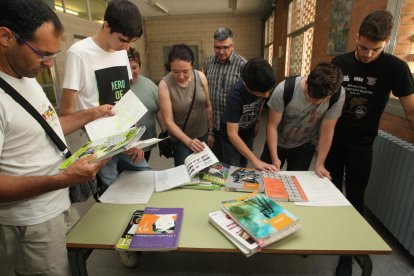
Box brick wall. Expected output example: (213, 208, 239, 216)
(144, 14, 262, 82)
(272, 0, 414, 143)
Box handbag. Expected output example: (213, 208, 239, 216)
(158, 70, 197, 158)
(0, 77, 97, 203)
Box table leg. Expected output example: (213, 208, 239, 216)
(68, 248, 93, 276)
(354, 255, 372, 276)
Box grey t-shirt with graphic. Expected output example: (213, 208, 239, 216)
(267, 77, 345, 149)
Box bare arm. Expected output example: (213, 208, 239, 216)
(266, 109, 283, 170)
(227, 122, 277, 171)
(0, 155, 109, 203)
(399, 94, 414, 129)
(199, 71, 215, 148)
(156, 110, 167, 132)
(158, 80, 204, 152)
(315, 118, 338, 179)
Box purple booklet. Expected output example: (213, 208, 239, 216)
(129, 207, 184, 251)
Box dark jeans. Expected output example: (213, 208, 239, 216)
(212, 129, 223, 162)
(325, 139, 373, 215)
(221, 135, 254, 167)
(174, 134, 208, 167)
(260, 142, 315, 171)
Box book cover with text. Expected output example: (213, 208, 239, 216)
(130, 207, 184, 251)
(221, 193, 301, 248)
(115, 210, 144, 251)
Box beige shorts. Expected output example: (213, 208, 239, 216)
(0, 206, 79, 276)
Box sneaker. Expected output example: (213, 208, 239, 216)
(335, 256, 352, 276)
(119, 251, 140, 269)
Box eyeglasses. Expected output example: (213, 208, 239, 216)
(14, 32, 61, 61)
(214, 44, 232, 51)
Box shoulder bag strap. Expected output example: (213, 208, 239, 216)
(181, 70, 197, 132)
(0, 77, 72, 158)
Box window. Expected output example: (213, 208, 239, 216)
(285, 0, 316, 76)
(264, 12, 274, 65)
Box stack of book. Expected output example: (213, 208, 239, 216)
(116, 207, 184, 251)
(208, 192, 301, 257)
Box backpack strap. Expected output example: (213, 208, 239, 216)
(328, 86, 341, 109)
(283, 76, 297, 108)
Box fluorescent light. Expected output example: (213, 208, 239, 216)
(55, 5, 79, 16)
(148, 1, 168, 14)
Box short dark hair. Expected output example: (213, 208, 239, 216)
(0, 0, 63, 42)
(242, 58, 275, 93)
(214, 27, 233, 41)
(165, 44, 194, 71)
(104, 0, 143, 38)
(359, 10, 393, 42)
(307, 63, 343, 99)
(127, 47, 141, 67)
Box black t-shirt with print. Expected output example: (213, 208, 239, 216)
(95, 66, 130, 105)
(332, 51, 414, 145)
(221, 80, 265, 138)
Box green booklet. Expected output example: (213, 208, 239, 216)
(59, 126, 145, 170)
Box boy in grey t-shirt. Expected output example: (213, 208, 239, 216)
(261, 63, 345, 179)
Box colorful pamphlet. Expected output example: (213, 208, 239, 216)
(201, 162, 230, 185)
(221, 193, 301, 248)
(115, 210, 144, 251)
(225, 166, 264, 192)
(59, 126, 145, 169)
(129, 207, 184, 251)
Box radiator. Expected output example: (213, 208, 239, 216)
(365, 130, 414, 256)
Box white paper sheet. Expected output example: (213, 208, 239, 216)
(277, 171, 351, 206)
(85, 90, 148, 141)
(99, 171, 154, 204)
(154, 165, 191, 192)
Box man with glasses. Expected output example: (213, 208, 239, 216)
(261, 63, 345, 176)
(203, 27, 246, 161)
(326, 10, 414, 276)
(60, 0, 150, 198)
(0, 0, 111, 274)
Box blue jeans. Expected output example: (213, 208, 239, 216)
(174, 134, 207, 167)
(221, 135, 254, 167)
(261, 142, 315, 170)
(98, 152, 150, 195)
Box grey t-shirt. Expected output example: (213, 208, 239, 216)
(267, 77, 345, 149)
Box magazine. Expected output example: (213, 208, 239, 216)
(225, 166, 264, 192)
(155, 143, 219, 192)
(200, 162, 230, 185)
(59, 126, 145, 169)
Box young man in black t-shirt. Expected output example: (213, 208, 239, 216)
(220, 58, 277, 171)
(326, 10, 414, 276)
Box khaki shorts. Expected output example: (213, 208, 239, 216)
(0, 207, 79, 276)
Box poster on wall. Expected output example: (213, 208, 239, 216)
(327, 0, 353, 55)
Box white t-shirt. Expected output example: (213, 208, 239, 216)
(0, 72, 70, 226)
(62, 37, 132, 110)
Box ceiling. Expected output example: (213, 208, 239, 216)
(56, 0, 272, 21)
(131, 0, 271, 18)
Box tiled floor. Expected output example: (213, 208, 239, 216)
(75, 113, 414, 275)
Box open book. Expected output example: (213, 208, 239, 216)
(155, 143, 219, 192)
(59, 126, 145, 170)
